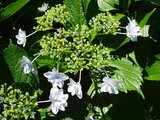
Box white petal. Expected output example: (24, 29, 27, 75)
(51, 103, 59, 114)
(44, 71, 54, 79)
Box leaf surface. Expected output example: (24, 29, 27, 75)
(64, 0, 86, 26)
(3, 44, 39, 89)
(0, 0, 29, 23)
(106, 58, 144, 98)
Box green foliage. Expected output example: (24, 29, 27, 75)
(0, 0, 30, 23)
(64, 0, 86, 25)
(139, 8, 156, 28)
(39, 106, 55, 119)
(1, 0, 160, 119)
(145, 54, 160, 81)
(3, 44, 39, 90)
(0, 83, 38, 119)
(106, 58, 144, 98)
(97, 0, 119, 11)
(151, 0, 160, 6)
(82, 0, 91, 14)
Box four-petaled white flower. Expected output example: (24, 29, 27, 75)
(98, 77, 122, 94)
(15, 29, 26, 47)
(44, 68, 69, 88)
(20, 56, 35, 74)
(67, 78, 82, 99)
(126, 17, 141, 41)
(37, 3, 50, 12)
(49, 87, 68, 114)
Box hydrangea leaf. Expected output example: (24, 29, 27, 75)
(82, 0, 91, 14)
(39, 106, 55, 119)
(64, 0, 86, 26)
(3, 44, 39, 89)
(145, 54, 160, 81)
(0, 0, 30, 23)
(97, 0, 119, 12)
(151, 0, 160, 6)
(35, 56, 55, 69)
(106, 58, 144, 98)
(139, 8, 156, 28)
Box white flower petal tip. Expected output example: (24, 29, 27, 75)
(126, 17, 141, 41)
(37, 3, 50, 12)
(16, 29, 27, 47)
(67, 78, 83, 99)
(98, 77, 122, 94)
(85, 116, 94, 120)
(44, 68, 69, 88)
(20, 56, 35, 74)
(49, 87, 68, 114)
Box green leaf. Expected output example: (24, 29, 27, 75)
(145, 54, 160, 81)
(39, 106, 55, 120)
(87, 82, 96, 98)
(139, 8, 156, 27)
(106, 58, 144, 98)
(129, 51, 142, 70)
(64, 0, 86, 26)
(0, 0, 30, 23)
(82, 0, 91, 14)
(97, 0, 119, 12)
(3, 44, 39, 90)
(36, 56, 55, 69)
(151, 0, 160, 6)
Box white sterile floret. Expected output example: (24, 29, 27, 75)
(126, 17, 141, 41)
(98, 77, 122, 94)
(15, 29, 26, 47)
(49, 87, 68, 114)
(44, 68, 69, 88)
(20, 56, 35, 74)
(85, 116, 94, 120)
(37, 3, 49, 12)
(67, 78, 82, 99)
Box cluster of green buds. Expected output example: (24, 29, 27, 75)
(35, 5, 121, 73)
(0, 83, 38, 120)
(89, 12, 120, 35)
(40, 24, 111, 73)
(34, 4, 70, 31)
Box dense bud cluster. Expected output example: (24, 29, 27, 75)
(34, 4, 70, 31)
(40, 24, 111, 73)
(35, 5, 120, 73)
(0, 83, 38, 120)
(89, 12, 120, 35)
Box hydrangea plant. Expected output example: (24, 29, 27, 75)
(1, 0, 158, 120)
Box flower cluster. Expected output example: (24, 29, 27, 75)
(89, 12, 120, 35)
(0, 83, 38, 120)
(34, 4, 70, 31)
(40, 24, 111, 73)
(40, 68, 83, 114)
